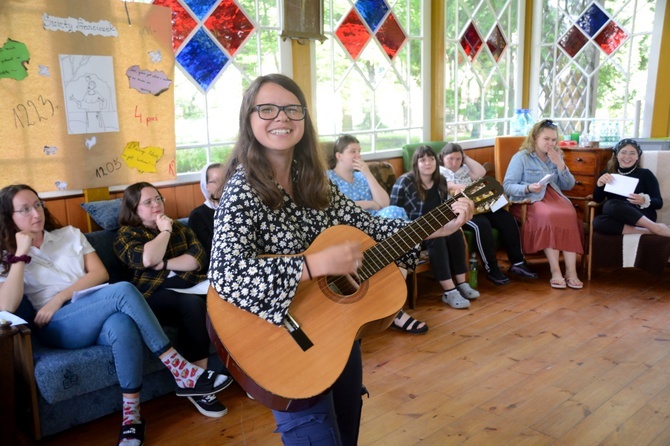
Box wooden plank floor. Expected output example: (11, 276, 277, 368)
(26, 261, 670, 446)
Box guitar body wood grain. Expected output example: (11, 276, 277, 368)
(207, 224, 407, 411)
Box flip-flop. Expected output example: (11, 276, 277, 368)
(550, 277, 566, 289)
(566, 277, 584, 289)
(391, 313, 429, 334)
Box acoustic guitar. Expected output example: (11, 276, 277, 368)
(207, 176, 503, 411)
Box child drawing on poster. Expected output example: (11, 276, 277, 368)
(60, 54, 120, 134)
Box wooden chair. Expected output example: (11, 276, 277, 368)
(13, 325, 40, 440)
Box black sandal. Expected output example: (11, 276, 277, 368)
(118, 419, 145, 445)
(390, 313, 429, 335)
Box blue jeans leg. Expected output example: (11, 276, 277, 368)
(39, 282, 171, 355)
(96, 312, 144, 393)
(273, 394, 341, 446)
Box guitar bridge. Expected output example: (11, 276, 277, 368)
(283, 312, 313, 351)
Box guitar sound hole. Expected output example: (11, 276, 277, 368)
(320, 275, 368, 303)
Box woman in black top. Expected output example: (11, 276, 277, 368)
(593, 138, 670, 237)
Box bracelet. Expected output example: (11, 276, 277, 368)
(304, 257, 313, 280)
(525, 185, 530, 194)
(162, 259, 168, 270)
(6, 254, 31, 264)
(161, 229, 172, 234)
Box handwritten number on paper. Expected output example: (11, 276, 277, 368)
(95, 157, 123, 178)
(13, 96, 56, 128)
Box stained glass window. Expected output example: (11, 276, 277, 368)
(445, 0, 521, 141)
(138, 0, 283, 174)
(316, 0, 422, 152)
(532, 0, 653, 137)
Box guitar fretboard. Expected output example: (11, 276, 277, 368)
(357, 196, 460, 281)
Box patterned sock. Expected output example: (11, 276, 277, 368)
(161, 351, 205, 389)
(121, 395, 141, 426)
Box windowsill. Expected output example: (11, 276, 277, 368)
(40, 139, 496, 199)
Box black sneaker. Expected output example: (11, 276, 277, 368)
(175, 370, 233, 397)
(487, 268, 510, 285)
(509, 262, 539, 279)
(187, 393, 228, 418)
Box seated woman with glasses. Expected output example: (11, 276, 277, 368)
(0, 184, 230, 446)
(439, 143, 538, 285)
(503, 119, 584, 290)
(592, 138, 670, 237)
(327, 134, 427, 334)
(114, 182, 231, 418)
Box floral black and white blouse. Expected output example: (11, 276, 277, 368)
(208, 166, 419, 326)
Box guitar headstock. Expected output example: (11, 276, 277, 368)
(456, 176, 505, 215)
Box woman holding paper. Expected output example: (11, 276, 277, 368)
(593, 138, 670, 236)
(503, 119, 584, 289)
(0, 184, 231, 445)
(439, 143, 537, 285)
(115, 182, 230, 418)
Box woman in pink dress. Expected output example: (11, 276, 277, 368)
(502, 120, 584, 289)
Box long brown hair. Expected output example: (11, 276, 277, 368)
(0, 184, 61, 276)
(327, 134, 359, 169)
(118, 182, 161, 227)
(408, 146, 447, 201)
(222, 74, 329, 210)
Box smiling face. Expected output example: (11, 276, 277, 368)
(616, 144, 640, 169)
(534, 128, 559, 156)
(12, 189, 45, 234)
(250, 82, 305, 156)
(442, 151, 463, 172)
(136, 187, 164, 227)
(335, 142, 361, 170)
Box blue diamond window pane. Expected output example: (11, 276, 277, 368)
(355, 0, 389, 32)
(183, 0, 218, 21)
(577, 3, 609, 37)
(176, 29, 229, 92)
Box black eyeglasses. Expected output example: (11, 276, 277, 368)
(252, 104, 307, 121)
(540, 119, 558, 129)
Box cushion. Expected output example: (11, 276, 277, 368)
(401, 141, 448, 172)
(368, 161, 396, 194)
(80, 199, 122, 231)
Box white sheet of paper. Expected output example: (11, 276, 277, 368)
(168, 280, 210, 295)
(604, 174, 639, 197)
(0, 310, 28, 326)
(490, 194, 508, 213)
(71, 283, 109, 302)
(538, 173, 554, 186)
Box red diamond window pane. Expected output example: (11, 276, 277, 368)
(486, 24, 507, 62)
(204, 0, 255, 56)
(376, 13, 406, 60)
(558, 25, 588, 58)
(460, 22, 483, 62)
(153, 0, 198, 52)
(336, 9, 372, 60)
(594, 21, 628, 55)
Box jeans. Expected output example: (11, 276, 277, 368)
(273, 342, 363, 446)
(38, 282, 172, 393)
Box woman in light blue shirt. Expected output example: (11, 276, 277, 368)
(503, 120, 584, 290)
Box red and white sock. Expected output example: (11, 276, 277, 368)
(122, 395, 141, 426)
(161, 351, 204, 389)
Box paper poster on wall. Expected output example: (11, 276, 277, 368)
(0, 0, 175, 192)
(60, 55, 120, 134)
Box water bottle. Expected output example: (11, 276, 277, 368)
(468, 252, 478, 288)
(511, 109, 524, 135)
(522, 109, 534, 134)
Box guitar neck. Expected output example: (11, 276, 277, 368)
(358, 197, 458, 281)
(357, 176, 502, 281)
